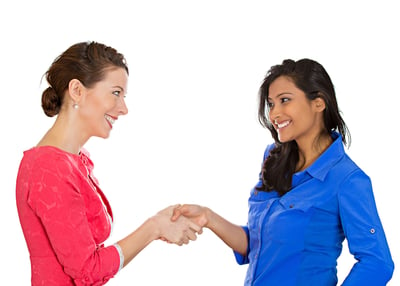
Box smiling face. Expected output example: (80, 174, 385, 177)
(267, 76, 325, 147)
(78, 67, 129, 139)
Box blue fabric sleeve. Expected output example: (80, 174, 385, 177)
(233, 226, 250, 265)
(338, 169, 394, 285)
(233, 144, 274, 265)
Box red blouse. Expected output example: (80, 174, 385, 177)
(16, 146, 122, 285)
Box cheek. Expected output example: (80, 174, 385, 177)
(105, 97, 119, 110)
(297, 111, 320, 130)
(96, 97, 117, 112)
(293, 104, 312, 120)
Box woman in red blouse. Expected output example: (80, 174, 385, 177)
(16, 41, 201, 285)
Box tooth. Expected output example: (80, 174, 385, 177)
(105, 115, 114, 124)
(278, 121, 289, 128)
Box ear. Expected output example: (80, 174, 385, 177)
(68, 79, 85, 103)
(313, 97, 326, 112)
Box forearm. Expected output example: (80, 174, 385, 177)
(204, 207, 248, 256)
(116, 217, 159, 267)
(117, 205, 201, 267)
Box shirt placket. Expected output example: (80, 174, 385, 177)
(247, 198, 276, 285)
(81, 158, 113, 237)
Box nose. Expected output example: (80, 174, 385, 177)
(118, 96, 128, 115)
(268, 105, 280, 123)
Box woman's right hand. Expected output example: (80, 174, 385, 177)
(152, 205, 202, 246)
(170, 204, 248, 256)
(171, 204, 209, 229)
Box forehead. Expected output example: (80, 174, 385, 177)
(104, 67, 128, 81)
(100, 67, 128, 89)
(268, 76, 301, 99)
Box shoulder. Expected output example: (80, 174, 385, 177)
(21, 146, 87, 192)
(332, 154, 375, 204)
(32, 146, 82, 173)
(22, 147, 87, 210)
(335, 152, 370, 184)
(327, 132, 369, 180)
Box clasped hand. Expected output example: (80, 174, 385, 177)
(155, 204, 203, 246)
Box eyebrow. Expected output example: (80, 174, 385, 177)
(112, 85, 125, 92)
(267, 92, 293, 100)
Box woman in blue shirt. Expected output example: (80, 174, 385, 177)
(172, 59, 394, 285)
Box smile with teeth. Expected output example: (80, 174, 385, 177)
(275, 120, 291, 129)
(104, 114, 115, 126)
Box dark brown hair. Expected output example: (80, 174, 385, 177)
(257, 59, 350, 196)
(41, 41, 128, 117)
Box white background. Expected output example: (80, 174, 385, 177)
(1, 0, 398, 285)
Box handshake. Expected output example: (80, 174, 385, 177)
(153, 204, 208, 246)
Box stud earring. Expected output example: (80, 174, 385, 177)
(73, 103, 79, 109)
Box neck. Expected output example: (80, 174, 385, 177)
(296, 132, 332, 172)
(37, 113, 88, 154)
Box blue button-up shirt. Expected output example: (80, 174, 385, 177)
(235, 132, 394, 285)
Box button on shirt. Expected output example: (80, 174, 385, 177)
(234, 132, 394, 285)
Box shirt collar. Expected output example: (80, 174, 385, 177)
(305, 132, 345, 181)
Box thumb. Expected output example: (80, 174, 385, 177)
(171, 205, 182, 221)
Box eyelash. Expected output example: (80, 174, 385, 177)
(267, 98, 290, 109)
(113, 90, 124, 98)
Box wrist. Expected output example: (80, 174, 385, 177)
(203, 207, 213, 228)
(145, 216, 162, 241)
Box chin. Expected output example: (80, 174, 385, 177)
(277, 136, 291, 144)
(96, 131, 111, 139)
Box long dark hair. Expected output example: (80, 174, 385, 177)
(257, 59, 350, 196)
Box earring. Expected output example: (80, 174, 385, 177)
(73, 103, 79, 109)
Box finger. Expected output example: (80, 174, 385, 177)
(159, 237, 173, 243)
(189, 226, 203, 235)
(173, 203, 181, 209)
(182, 237, 190, 245)
(171, 206, 182, 221)
(186, 230, 197, 241)
(187, 220, 202, 233)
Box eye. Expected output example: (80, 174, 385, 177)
(112, 90, 121, 97)
(280, 97, 290, 104)
(267, 101, 274, 109)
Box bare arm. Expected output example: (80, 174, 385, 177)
(172, 204, 248, 256)
(117, 205, 201, 267)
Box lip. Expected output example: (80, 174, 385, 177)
(105, 114, 117, 129)
(274, 120, 291, 130)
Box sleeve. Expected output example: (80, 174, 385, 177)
(233, 144, 274, 265)
(338, 169, 394, 285)
(27, 158, 121, 285)
(233, 226, 250, 264)
(113, 243, 125, 272)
